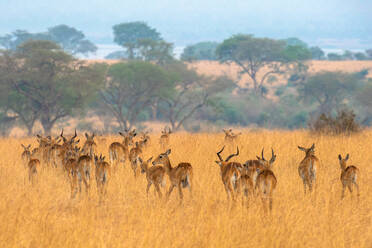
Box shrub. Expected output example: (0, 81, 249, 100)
(309, 109, 361, 135)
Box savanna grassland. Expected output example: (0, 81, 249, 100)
(0, 130, 371, 248)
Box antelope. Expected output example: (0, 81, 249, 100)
(223, 129, 241, 144)
(94, 154, 111, 197)
(129, 139, 148, 177)
(51, 129, 79, 169)
(215, 146, 243, 201)
(298, 144, 319, 194)
(109, 129, 136, 168)
(338, 154, 360, 199)
(65, 150, 90, 199)
(255, 148, 277, 212)
(139, 130, 151, 148)
(139, 157, 166, 198)
(28, 157, 40, 184)
(32, 135, 51, 165)
(152, 149, 193, 201)
(81, 132, 97, 158)
(243, 149, 270, 189)
(21, 144, 32, 168)
(77, 154, 93, 193)
(159, 127, 171, 149)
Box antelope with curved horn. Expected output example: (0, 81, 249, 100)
(298, 144, 319, 194)
(338, 154, 360, 199)
(51, 129, 79, 169)
(159, 127, 172, 149)
(152, 149, 193, 201)
(108, 129, 136, 169)
(215, 146, 243, 201)
(139, 157, 166, 198)
(255, 148, 277, 212)
(243, 148, 271, 190)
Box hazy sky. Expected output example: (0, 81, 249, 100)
(1, 0, 371, 49)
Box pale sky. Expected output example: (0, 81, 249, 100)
(1, 0, 371, 49)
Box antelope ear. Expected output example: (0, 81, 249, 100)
(166, 149, 171, 155)
(27, 144, 31, 149)
(85, 133, 89, 139)
(311, 143, 315, 150)
(215, 161, 222, 166)
(256, 156, 261, 160)
(298, 146, 305, 151)
(345, 154, 349, 161)
(338, 154, 342, 160)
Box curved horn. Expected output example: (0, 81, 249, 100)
(216, 146, 225, 161)
(270, 148, 276, 163)
(71, 129, 77, 140)
(261, 148, 265, 161)
(226, 147, 239, 162)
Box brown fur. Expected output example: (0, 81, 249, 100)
(338, 154, 360, 199)
(152, 149, 192, 201)
(298, 144, 319, 194)
(139, 157, 166, 198)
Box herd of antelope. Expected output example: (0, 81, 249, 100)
(20, 127, 360, 211)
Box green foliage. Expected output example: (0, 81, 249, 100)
(100, 61, 172, 129)
(137, 39, 174, 64)
(181, 41, 219, 61)
(0, 40, 103, 134)
(217, 34, 308, 95)
(310, 46, 325, 60)
(112, 22, 161, 59)
(298, 71, 361, 114)
(354, 52, 368, 60)
(0, 25, 97, 56)
(158, 61, 235, 130)
(309, 109, 361, 135)
(327, 53, 343, 61)
(282, 37, 308, 48)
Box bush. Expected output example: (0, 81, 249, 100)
(309, 109, 361, 135)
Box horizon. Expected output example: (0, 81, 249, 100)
(1, 0, 371, 56)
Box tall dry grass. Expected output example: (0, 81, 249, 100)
(0, 130, 371, 247)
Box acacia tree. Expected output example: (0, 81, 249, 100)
(216, 34, 311, 96)
(100, 61, 172, 130)
(158, 62, 234, 131)
(0, 40, 103, 134)
(113, 22, 161, 59)
(0, 25, 97, 56)
(298, 71, 361, 115)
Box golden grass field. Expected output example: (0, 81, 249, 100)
(0, 130, 371, 247)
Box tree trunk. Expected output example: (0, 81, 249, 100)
(40, 118, 54, 135)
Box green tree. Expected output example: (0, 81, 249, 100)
(0, 40, 103, 134)
(310, 46, 325, 60)
(158, 62, 234, 130)
(354, 52, 368, 60)
(327, 53, 343, 61)
(366, 49, 372, 59)
(298, 71, 361, 114)
(47, 25, 97, 56)
(137, 39, 174, 64)
(0, 25, 97, 56)
(112, 22, 161, 59)
(99, 61, 172, 130)
(217, 34, 309, 95)
(181, 41, 219, 61)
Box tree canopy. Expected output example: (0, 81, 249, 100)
(0, 25, 97, 56)
(0, 40, 103, 134)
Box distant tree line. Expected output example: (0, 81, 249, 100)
(0, 22, 372, 136)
